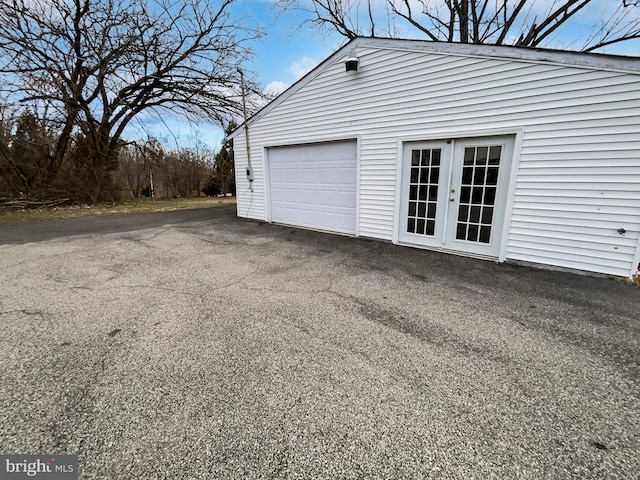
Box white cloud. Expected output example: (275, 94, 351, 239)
(263, 80, 289, 97)
(287, 56, 318, 79)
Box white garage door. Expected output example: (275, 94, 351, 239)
(268, 141, 357, 235)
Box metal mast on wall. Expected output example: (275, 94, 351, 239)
(238, 68, 253, 192)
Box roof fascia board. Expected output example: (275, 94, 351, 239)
(367, 38, 640, 75)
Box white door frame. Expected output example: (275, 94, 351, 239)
(394, 130, 522, 261)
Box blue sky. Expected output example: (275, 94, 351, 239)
(243, 0, 640, 90)
(139, 0, 639, 150)
(137, 1, 344, 150)
(246, 3, 342, 93)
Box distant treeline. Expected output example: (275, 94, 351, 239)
(0, 110, 235, 205)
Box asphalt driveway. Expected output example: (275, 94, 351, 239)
(1, 205, 638, 479)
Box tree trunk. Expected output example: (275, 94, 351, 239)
(458, 0, 469, 43)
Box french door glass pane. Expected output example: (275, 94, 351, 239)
(406, 148, 441, 236)
(455, 145, 502, 244)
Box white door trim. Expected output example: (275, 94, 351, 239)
(395, 132, 519, 261)
(263, 145, 272, 223)
(498, 129, 524, 262)
(631, 234, 640, 280)
(354, 135, 362, 238)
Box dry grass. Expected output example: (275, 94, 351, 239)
(613, 275, 640, 287)
(0, 196, 236, 225)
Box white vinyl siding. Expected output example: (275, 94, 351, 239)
(234, 41, 640, 277)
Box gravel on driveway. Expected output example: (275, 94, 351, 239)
(1, 205, 638, 479)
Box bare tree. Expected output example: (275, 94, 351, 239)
(115, 144, 150, 198)
(0, 0, 261, 202)
(277, 1, 640, 52)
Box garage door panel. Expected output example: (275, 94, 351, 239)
(270, 190, 286, 202)
(300, 168, 316, 183)
(337, 168, 357, 184)
(335, 192, 356, 208)
(268, 141, 357, 235)
(318, 168, 337, 183)
(284, 168, 299, 182)
(300, 189, 317, 205)
(270, 168, 284, 183)
(316, 191, 337, 207)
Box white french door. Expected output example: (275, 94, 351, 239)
(398, 141, 452, 249)
(398, 135, 514, 258)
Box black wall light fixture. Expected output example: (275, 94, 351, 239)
(345, 50, 359, 73)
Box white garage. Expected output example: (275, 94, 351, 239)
(267, 141, 357, 235)
(231, 38, 640, 279)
